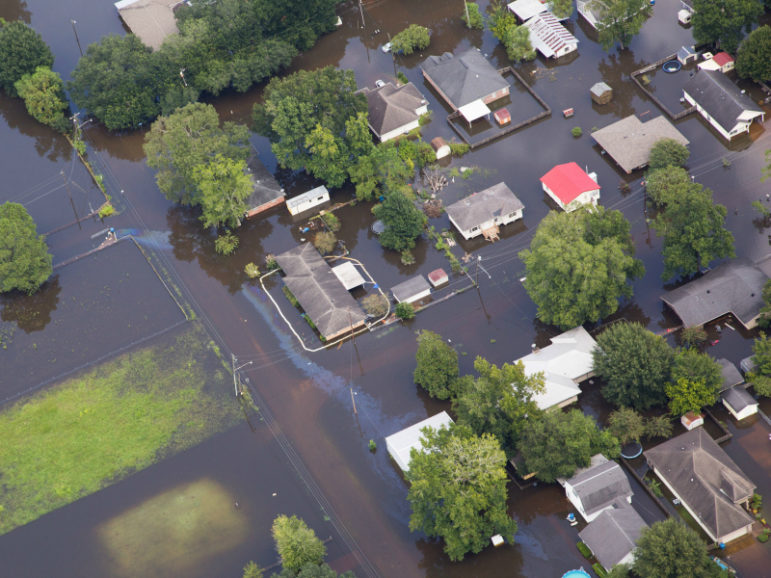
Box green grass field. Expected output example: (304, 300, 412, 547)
(0, 323, 239, 535)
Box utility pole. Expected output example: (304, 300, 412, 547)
(358, 0, 365, 29)
(231, 354, 253, 398)
(476, 255, 491, 284)
(71, 20, 83, 57)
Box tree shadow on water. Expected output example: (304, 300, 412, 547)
(0, 275, 61, 333)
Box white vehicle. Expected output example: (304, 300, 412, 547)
(375, 79, 386, 88)
(381, 42, 392, 53)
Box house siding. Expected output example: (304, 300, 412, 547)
(450, 207, 523, 240)
(542, 183, 600, 212)
(723, 398, 758, 421)
(683, 90, 744, 141)
(379, 119, 421, 143)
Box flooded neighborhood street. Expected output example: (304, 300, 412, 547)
(2, 0, 771, 576)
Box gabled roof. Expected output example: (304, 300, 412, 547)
(385, 411, 454, 472)
(275, 244, 366, 340)
(524, 12, 578, 59)
(684, 70, 763, 134)
(540, 162, 599, 204)
(722, 386, 757, 413)
(712, 52, 735, 67)
(645, 428, 755, 541)
(114, 0, 180, 51)
(566, 459, 633, 518)
(718, 358, 744, 391)
(579, 506, 647, 570)
(508, 0, 548, 21)
(421, 50, 510, 109)
(391, 275, 431, 303)
(246, 153, 285, 212)
(661, 259, 767, 329)
(362, 82, 427, 137)
(445, 182, 524, 232)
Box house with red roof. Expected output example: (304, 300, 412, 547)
(540, 162, 600, 212)
(712, 52, 735, 73)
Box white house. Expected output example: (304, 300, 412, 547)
(508, 0, 548, 21)
(286, 185, 330, 216)
(524, 12, 578, 59)
(561, 455, 634, 523)
(698, 52, 735, 73)
(579, 506, 648, 571)
(722, 386, 759, 421)
(445, 182, 524, 240)
(360, 82, 428, 142)
(385, 411, 454, 472)
(540, 162, 600, 212)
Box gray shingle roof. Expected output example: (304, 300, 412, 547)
(246, 153, 285, 212)
(718, 358, 744, 392)
(362, 82, 427, 137)
(661, 259, 767, 329)
(566, 460, 633, 518)
(644, 428, 755, 542)
(115, 0, 179, 51)
(579, 506, 647, 570)
(684, 70, 763, 135)
(421, 49, 509, 109)
(391, 275, 431, 303)
(276, 244, 366, 340)
(722, 386, 757, 413)
(445, 182, 524, 232)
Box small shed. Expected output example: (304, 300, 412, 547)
(678, 9, 692, 25)
(287, 185, 330, 216)
(431, 137, 451, 160)
(494, 108, 511, 126)
(722, 387, 758, 421)
(427, 268, 449, 288)
(385, 411, 454, 472)
(391, 275, 431, 304)
(590, 82, 613, 105)
(677, 46, 698, 66)
(681, 411, 704, 431)
(332, 261, 365, 290)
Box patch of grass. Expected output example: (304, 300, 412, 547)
(592, 562, 608, 577)
(448, 142, 470, 157)
(0, 324, 238, 535)
(320, 211, 341, 232)
(283, 286, 300, 308)
(577, 541, 592, 559)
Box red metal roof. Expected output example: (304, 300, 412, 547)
(712, 52, 734, 67)
(493, 109, 511, 124)
(540, 162, 600, 204)
(428, 268, 448, 286)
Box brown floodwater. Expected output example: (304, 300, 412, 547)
(2, 0, 771, 576)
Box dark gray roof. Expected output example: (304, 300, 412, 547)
(391, 275, 431, 302)
(722, 386, 757, 413)
(246, 153, 285, 211)
(276, 244, 366, 340)
(566, 460, 633, 518)
(445, 182, 524, 232)
(718, 358, 744, 392)
(684, 70, 763, 134)
(645, 428, 755, 541)
(661, 259, 767, 329)
(579, 506, 648, 570)
(421, 49, 510, 109)
(740, 356, 756, 375)
(362, 82, 427, 137)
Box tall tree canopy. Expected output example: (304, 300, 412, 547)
(736, 25, 771, 82)
(592, 0, 652, 51)
(413, 330, 459, 400)
(407, 425, 517, 561)
(372, 191, 426, 252)
(192, 154, 253, 229)
(349, 142, 412, 201)
(749, 332, 771, 396)
(633, 519, 725, 578)
(0, 202, 53, 295)
(390, 24, 431, 55)
(519, 207, 644, 329)
(0, 20, 53, 97)
(692, 0, 764, 54)
(648, 138, 690, 171)
(271, 514, 326, 574)
(593, 322, 673, 410)
(14, 66, 69, 133)
(670, 348, 723, 394)
(645, 167, 700, 207)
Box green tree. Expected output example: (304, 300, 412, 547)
(648, 138, 691, 171)
(758, 278, 771, 329)
(520, 409, 620, 483)
(275, 563, 355, 578)
(463, 3, 485, 29)
(395, 301, 415, 320)
(413, 330, 459, 400)
(592, 0, 652, 51)
(313, 231, 337, 255)
(692, 0, 763, 54)
(242, 561, 263, 578)
(593, 322, 674, 410)
(0, 202, 53, 295)
(372, 191, 426, 252)
(519, 207, 644, 329)
(736, 25, 771, 82)
(645, 167, 698, 207)
(271, 514, 326, 574)
(643, 415, 673, 440)
(14, 66, 69, 133)
(348, 142, 412, 201)
(652, 188, 735, 281)
(748, 332, 771, 396)
(607, 407, 645, 445)
(606, 565, 631, 578)
(144, 103, 250, 206)
(0, 20, 53, 97)
(551, 0, 574, 20)
(633, 519, 724, 578)
(503, 24, 536, 61)
(407, 425, 517, 561)
(192, 154, 253, 229)
(390, 24, 431, 55)
(671, 348, 723, 394)
(666, 377, 719, 416)
(452, 357, 544, 457)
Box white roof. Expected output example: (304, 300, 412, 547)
(331, 261, 365, 290)
(698, 58, 721, 72)
(524, 12, 578, 59)
(385, 411, 454, 472)
(286, 185, 329, 211)
(458, 99, 491, 123)
(532, 373, 582, 410)
(508, 0, 548, 21)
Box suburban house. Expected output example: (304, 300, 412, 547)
(421, 49, 510, 124)
(286, 185, 330, 217)
(245, 154, 286, 218)
(660, 259, 769, 330)
(516, 326, 597, 410)
(445, 182, 524, 240)
(683, 70, 765, 140)
(540, 162, 600, 212)
(718, 358, 744, 392)
(645, 428, 756, 544)
(698, 52, 735, 73)
(524, 12, 579, 59)
(114, 0, 181, 51)
(391, 275, 431, 304)
(560, 454, 634, 523)
(508, 0, 548, 21)
(385, 411, 454, 473)
(360, 82, 428, 142)
(579, 506, 648, 571)
(275, 243, 366, 341)
(722, 387, 759, 421)
(591, 115, 690, 173)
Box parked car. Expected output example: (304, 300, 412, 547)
(381, 42, 392, 53)
(375, 79, 386, 88)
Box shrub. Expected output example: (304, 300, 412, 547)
(313, 231, 337, 254)
(571, 126, 583, 137)
(265, 254, 278, 270)
(390, 24, 430, 55)
(98, 202, 115, 219)
(214, 232, 239, 255)
(648, 477, 664, 498)
(462, 2, 485, 29)
(418, 111, 432, 126)
(244, 262, 260, 278)
(395, 302, 415, 320)
(396, 71, 409, 85)
(400, 249, 416, 265)
(282, 286, 300, 308)
(368, 439, 377, 452)
(448, 142, 470, 157)
(577, 541, 592, 559)
(758, 529, 770, 543)
(593, 562, 608, 577)
(362, 293, 389, 316)
(321, 211, 341, 232)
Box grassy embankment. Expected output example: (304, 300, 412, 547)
(0, 323, 239, 535)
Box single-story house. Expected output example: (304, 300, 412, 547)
(286, 185, 330, 217)
(591, 115, 690, 174)
(722, 386, 758, 421)
(391, 275, 431, 304)
(114, 0, 182, 51)
(540, 162, 600, 212)
(445, 182, 524, 240)
(516, 326, 597, 410)
(524, 12, 578, 59)
(718, 358, 744, 392)
(698, 52, 735, 73)
(360, 82, 428, 142)
(331, 261, 365, 290)
(683, 70, 765, 140)
(660, 259, 768, 330)
(561, 454, 634, 523)
(508, 0, 548, 22)
(579, 505, 648, 571)
(421, 49, 510, 123)
(245, 154, 286, 218)
(645, 428, 756, 544)
(385, 411, 454, 472)
(677, 45, 698, 66)
(275, 243, 366, 341)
